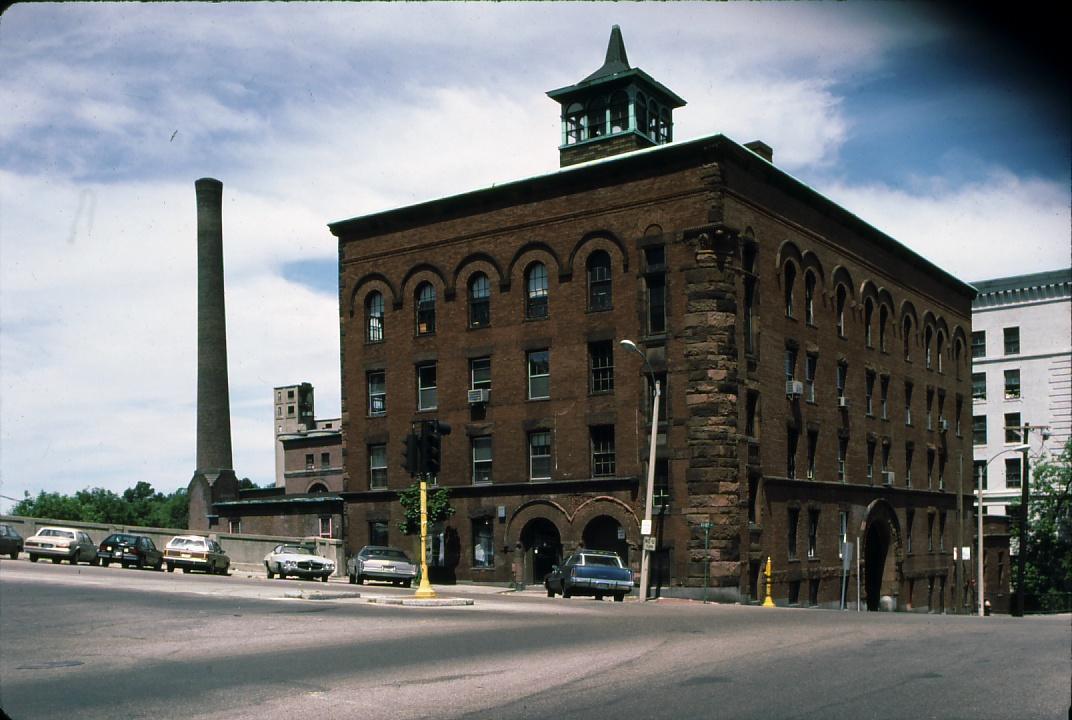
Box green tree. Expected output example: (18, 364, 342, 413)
(1010, 438, 1072, 611)
(396, 482, 455, 536)
(12, 483, 189, 529)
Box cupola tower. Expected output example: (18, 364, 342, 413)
(547, 25, 686, 167)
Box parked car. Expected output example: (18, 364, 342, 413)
(0, 523, 24, 559)
(545, 550, 633, 602)
(347, 545, 416, 587)
(98, 533, 163, 570)
(264, 543, 334, 582)
(163, 535, 230, 575)
(24, 527, 98, 565)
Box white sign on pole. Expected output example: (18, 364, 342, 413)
(643, 536, 657, 551)
(956, 546, 971, 561)
(641, 519, 652, 535)
(841, 542, 854, 572)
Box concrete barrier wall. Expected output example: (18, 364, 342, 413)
(0, 515, 344, 575)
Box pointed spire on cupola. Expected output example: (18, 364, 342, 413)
(547, 26, 686, 167)
(583, 25, 631, 82)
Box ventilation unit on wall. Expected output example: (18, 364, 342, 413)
(882, 471, 896, 485)
(838, 396, 850, 408)
(786, 381, 804, 397)
(467, 389, 490, 405)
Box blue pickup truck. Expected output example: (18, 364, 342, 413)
(544, 550, 633, 602)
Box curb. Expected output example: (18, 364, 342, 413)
(367, 597, 474, 607)
(283, 590, 363, 600)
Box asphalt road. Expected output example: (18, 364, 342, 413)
(1, 559, 1068, 720)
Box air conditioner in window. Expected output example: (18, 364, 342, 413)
(467, 388, 490, 405)
(938, 418, 949, 432)
(838, 396, 850, 408)
(805, 469, 815, 480)
(882, 471, 896, 485)
(786, 380, 804, 397)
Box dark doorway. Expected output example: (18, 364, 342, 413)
(521, 518, 561, 584)
(864, 520, 889, 611)
(582, 515, 629, 564)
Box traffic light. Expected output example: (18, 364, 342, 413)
(401, 432, 420, 477)
(420, 420, 451, 475)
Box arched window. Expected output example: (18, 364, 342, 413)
(635, 93, 648, 137)
(836, 285, 847, 337)
(415, 282, 436, 335)
(936, 332, 945, 373)
(586, 97, 607, 138)
(804, 271, 816, 325)
(954, 338, 963, 379)
(609, 91, 629, 134)
(526, 263, 549, 319)
(924, 326, 934, 368)
(365, 291, 384, 343)
(468, 273, 491, 328)
(784, 263, 796, 318)
(879, 305, 889, 352)
(587, 251, 612, 311)
(864, 299, 874, 347)
(565, 103, 584, 144)
(308, 483, 329, 494)
(903, 316, 913, 361)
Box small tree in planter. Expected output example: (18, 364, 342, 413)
(397, 482, 455, 580)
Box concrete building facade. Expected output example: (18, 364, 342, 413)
(970, 269, 1072, 515)
(325, 28, 978, 610)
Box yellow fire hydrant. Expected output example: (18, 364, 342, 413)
(762, 555, 775, 607)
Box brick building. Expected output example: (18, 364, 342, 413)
(325, 27, 977, 609)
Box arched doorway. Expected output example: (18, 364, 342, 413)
(582, 515, 629, 564)
(520, 517, 561, 585)
(862, 501, 901, 611)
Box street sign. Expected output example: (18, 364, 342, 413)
(841, 542, 853, 572)
(643, 536, 657, 551)
(641, 519, 652, 535)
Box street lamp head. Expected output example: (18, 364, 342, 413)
(618, 339, 641, 355)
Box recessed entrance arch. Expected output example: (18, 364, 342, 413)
(520, 517, 562, 585)
(582, 515, 629, 564)
(862, 500, 902, 611)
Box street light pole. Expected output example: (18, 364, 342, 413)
(1013, 424, 1031, 617)
(977, 442, 1030, 616)
(620, 339, 659, 602)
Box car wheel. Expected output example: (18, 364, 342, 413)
(29, 554, 38, 563)
(154, 560, 163, 571)
(166, 563, 174, 572)
(278, 571, 286, 579)
(51, 557, 61, 564)
(321, 574, 329, 583)
(546, 585, 555, 598)
(356, 574, 365, 585)
(403, 579, 412, 588)
(562, 584, 571, 599)
(136, 557, 144, 569)
(8, 551, 17, 560)
(613, 593, 625, 602)
(348, 572, 356, 585)
(182, 567, 188, 573)
(595, 594, 604, 601)
(266, 564, 275, 579)
(121, 562, 130, 569)
(101, 559, 110, 567)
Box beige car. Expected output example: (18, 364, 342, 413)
(164, 535, 230, 575)
(24, 527, 98, 565)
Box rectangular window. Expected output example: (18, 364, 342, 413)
(926, 449, 935, 488)
(906, 510, 914, 554)
(305, 453, 315, 470)
(927, 514, 934, 553)
(905, 445, 914, 487)
(472, 436, 492, 484)
(746, 390, 759, 438)
(836, 363, 847, 400)
(1004, 369, 1021, 399)
(288, 405, 295, 416)
(787, 508, 799, 560)
(880, 376, 889, 419)
(956, 395, 964, 435)
(645, 247, 667, 335)
(470, 357, 492, 391)
(472, 517, 494, 568)
(368, 444, 387, 489)
(1005, 457, 1022, 488)
(973, 415, 987, 445)
(529, 431, 552, 480)
(938, 453, 946, 490)
(866, 440, 876, 484)
(838, 511, 848, 559)
(591, 425, 616, 477)
(369, 521, 389, 547)
(416, 363, 437, 411)
(904, 382, 913, 426)
(589, 341, 614, 394)
(807, 509, 819, 559)
(837, 437, 847, 483)
(228, 518, 241, 534)
(865, 371, 875, 415)
(319, 516, 332, 539)
(1004, 412, 1021, 443)
(805, 355, 817, 403)
(785, 348, 797, 382)
(926, 388, 934, 431)
(320, 452, 330, 468)
(1003, 327, 1020, 355)
(974, 460, 988, 490)
(972, 330, 986, 358)
(527, 350, 550, 400)
(653, 458, 670, 510)
(806, 431, 818, 480)
(787, 427, 799, 479)
(939, 512, 946, 552)
(972, 372, 986, 400)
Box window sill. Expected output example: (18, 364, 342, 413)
(417, 408, 438, 413)
(527, 397, 550, 403)
(467, 324, 491, 332)
(586, 306, 613, 314)
(523, 315, 550, 323)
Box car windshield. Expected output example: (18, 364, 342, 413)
(40, 529, 75, 539)
(365, 548, 409, 561)
(583, 555, 620, 567)
(107, 534, 139, 544)
(169, 538, 206, 549)
(279, 546, 315, 555)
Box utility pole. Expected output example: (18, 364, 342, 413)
(1013, 423, 1030, 617)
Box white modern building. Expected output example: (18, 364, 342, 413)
(971, 268, 1071, 514)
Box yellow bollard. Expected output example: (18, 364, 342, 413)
(413, 477, 437, 599)
(762, 555, 775, 607)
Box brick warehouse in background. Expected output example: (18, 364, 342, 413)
(324, 26, 979, 609)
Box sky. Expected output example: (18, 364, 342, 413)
(1, 2, 1068, 511)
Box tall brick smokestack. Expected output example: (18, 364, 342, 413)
(188, 178, 238, 531)
(195, 177, 234, 472)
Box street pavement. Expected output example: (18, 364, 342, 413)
(1, 558, 1068, 720)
